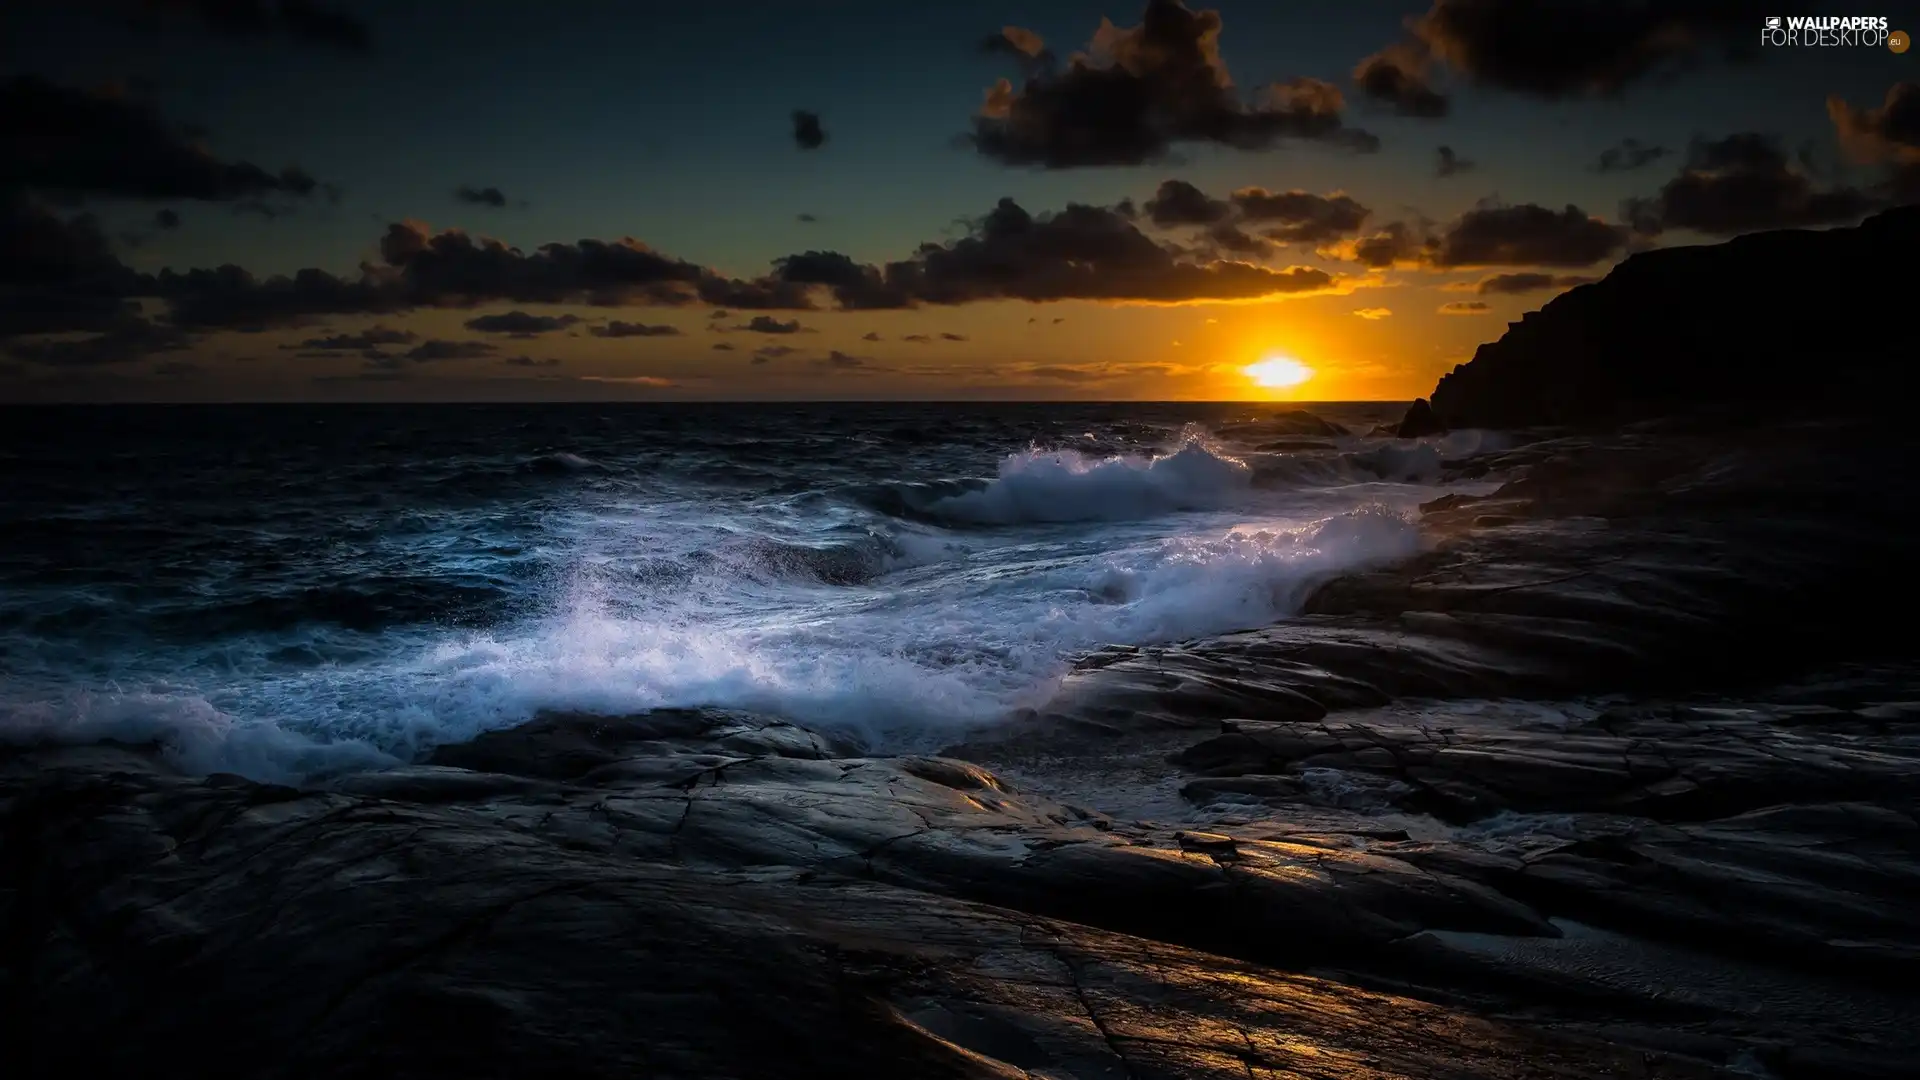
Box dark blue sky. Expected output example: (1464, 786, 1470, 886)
(2, 1, 1915, 400)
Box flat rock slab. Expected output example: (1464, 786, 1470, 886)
(3, 740, 1716, 1080)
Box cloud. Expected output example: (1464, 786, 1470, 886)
(1144, 180, 1232, 226)
(792, 110, 827, 150)
(1437, 300, 1490, 315)
(779, 197, 1341, 307)
(1434, 145, 1476, 178)
(1828, 83, 1920, 201)
(1230, 188, 1371, 243)
(752, 345, 803, 361)
(503, 355, 561, 368)
(1592, 137, 1670, 173)
(940, 332, 967, 341)
(4, 318, 192, 367)
(1022, 365, 1113, 383)
(0, 77, 323, 203)
(121, 0, 374, 52)
(281, 325, 417, 350)
(711, 343, 735, 351)
(398, 339, 497, 362)
(734, 315, 806, 334)
(903, 334, 932, 343)
(590, 320, 681, 338)
(1454, 271, 1596, 295)
(796, 213, 818, 223)
(968, 0, 1378, 168)
(454, 185, 511, 208)
(1623, 132, 1880, 236)
(1383, 0, 1748, 101)
(462, 310, 582, 336)
(157, 219, 813, 329)
(1352, 307, 1392, 319)
(861, 331, 882, 341)
(155, 209, 182, 229)
(578, 375, 676, 387)
(813, 350, 889, 371)
(1428, 202, 1630, 267)
(1338, 221, 1427, 268)
(1352, 42, 1449, 118)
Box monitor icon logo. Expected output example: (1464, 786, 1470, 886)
(1765, 16, 1781, 29)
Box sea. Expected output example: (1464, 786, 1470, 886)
(0, 402, 1511, 782)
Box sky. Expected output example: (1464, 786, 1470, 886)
(1, 0, 1915, 403)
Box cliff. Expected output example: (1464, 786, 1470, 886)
(1417, 205, 1920, 431)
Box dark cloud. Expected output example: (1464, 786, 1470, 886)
(280, 325, 417, 350)
(1437, 300, 1490, 315)
(1429, 202, 1630, 267)
(969, 0, 1378, 168)
(0, 196, 148, 336)
(463, 310, 582, 336)
(814, 350, 888, 371)
(454, 185, 510, 208)
(0, 77, 323, 203)
(1434, 145, 1476, 178)
(151, 359, 202, 377)
(1352, 42, 1449, 118)
(398, 339, 497, 363)
(1230, 188, 1371, 243)
(903, 334, 932, 343)
(711, 343, 735, 351)
(1592, 137, 1670, 173)
(149, 219, 815, 330)
(734, 315, 806, 334)
(1143, 180, 1232, 227)
(1463, 272, 1597, 295)
(590, 320, 681, 338)
(155, 208, 182, 229)
(751, 344, 802, 363)
(1399, 0, 1749, 100)
(1199, 223, 1272, 257)
(771, 250, 910, 310)
(861, 331, 882, 341)
(779, 197, 1339, 308)
(709, 310, 730, 320)
(124, 0, 373, 52)
(796, 213, 818, 223)
(503, 355, 561, 368)
(4, 318, 192, 367)
(1024, 365, 1109, 382)
(791, 110, 827, 150)
(1345, 222, 1425, 268)
(940, 332, 967, 342)
(1623, 133, 1880, 237)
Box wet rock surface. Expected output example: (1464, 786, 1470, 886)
(6, 423, 1920, 1077)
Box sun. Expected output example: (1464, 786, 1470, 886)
(1243, 356, 1313, 390)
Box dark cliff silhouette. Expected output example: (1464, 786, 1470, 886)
(1404, 205, 1920, 431)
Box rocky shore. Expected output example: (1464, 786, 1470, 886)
(8, 417, 1917, 1078)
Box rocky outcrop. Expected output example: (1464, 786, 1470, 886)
(1411, 206, 1920, 431)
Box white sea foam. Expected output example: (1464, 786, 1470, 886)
(1, 428, 1454, 781)
(927, 435, 1252, 523)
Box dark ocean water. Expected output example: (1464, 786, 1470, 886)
(0, 402, 1511, 780)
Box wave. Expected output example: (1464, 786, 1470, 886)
(921, 435, 1254, 525)
(0, 504, 1426, 782)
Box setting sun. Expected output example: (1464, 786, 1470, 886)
(1243, 356, 1314, 390)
